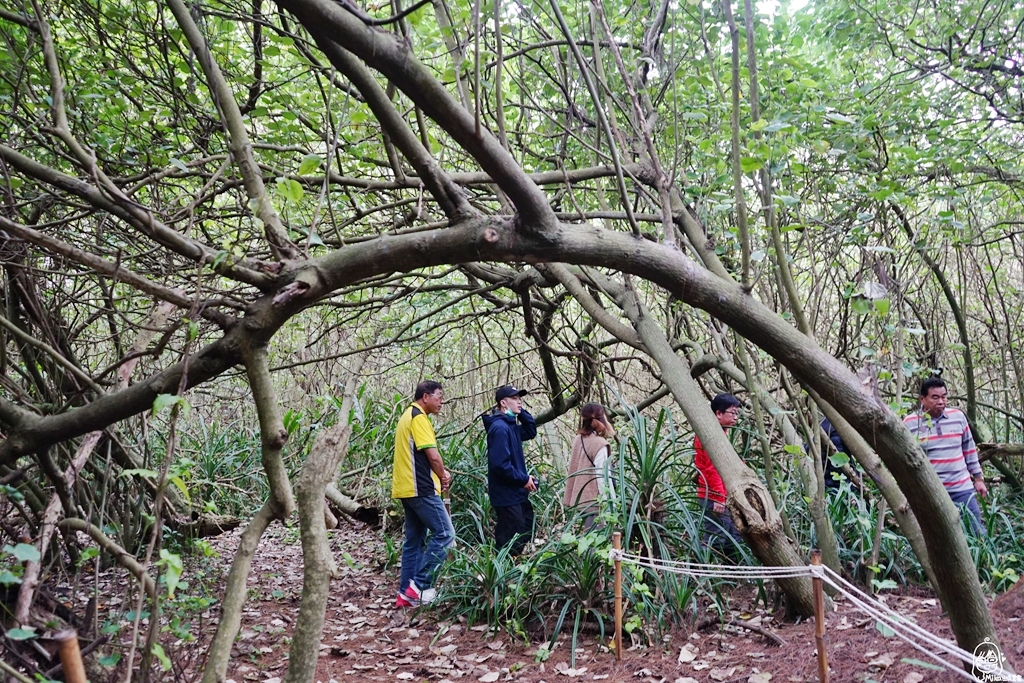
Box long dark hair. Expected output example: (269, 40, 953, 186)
(578, 403, 609, 435)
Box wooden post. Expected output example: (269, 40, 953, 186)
(54, 630, 87, 683)
(811, 550, 829, 683)
(613, 531, 622, 661)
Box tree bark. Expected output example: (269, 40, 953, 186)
(611, 279, 819, 617)
(809, 391, 944, 607)
(200, 502, 276, 683)
(285, 360, 361, 683)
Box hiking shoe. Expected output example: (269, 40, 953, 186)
(395, 581, 421, 608)
(420, 587, 437, 604)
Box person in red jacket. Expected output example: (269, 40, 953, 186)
(694, 394, 745, 555)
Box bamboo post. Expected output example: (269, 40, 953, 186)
(613, 531, 622, 661)
(811, 550, 829, 683)
(54, 629, 87, 683)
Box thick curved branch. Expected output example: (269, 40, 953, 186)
(309, 36, 474, 220)
(0, 213, 1001, 654)
(277, 0, 558, 232)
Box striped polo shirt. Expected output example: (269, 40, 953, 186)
(903, 408, 981, 494)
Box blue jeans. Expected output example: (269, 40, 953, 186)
(948, 488, 985, 535)
(399, 495, 455, 592)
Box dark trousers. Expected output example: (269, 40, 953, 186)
(494, 499, 534, 555)
(698, 497, 744, 558)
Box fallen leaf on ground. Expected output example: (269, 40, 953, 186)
(748, 673, 772, 683)
(396, 674, 413, 681)
(554, 662, 587, 677)
(868, 653, 896, 669)
(633, 668, 652, 677)
(674, 679, 699, 683)
(477, 672, 499, 683)
(904, 674, 924, 683)
(678, 647, 696, 663)
(710, 667, 737, 681)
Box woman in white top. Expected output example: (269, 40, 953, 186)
(563, 403, 615, 527)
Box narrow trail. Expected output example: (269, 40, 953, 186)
(194, 521, 1021, 683)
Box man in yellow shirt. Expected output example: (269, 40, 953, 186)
(392, 380, 454, 607)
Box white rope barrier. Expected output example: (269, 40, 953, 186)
(817, 567, 982, 682)
(611, 550, 1019, 683)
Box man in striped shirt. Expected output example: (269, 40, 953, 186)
(903, 377, 987, 533)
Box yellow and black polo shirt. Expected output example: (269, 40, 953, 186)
(391, 404, 441, 498)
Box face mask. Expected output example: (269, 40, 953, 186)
(505, 409, 515, 417)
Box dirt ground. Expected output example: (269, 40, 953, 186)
(187, 521, 1022, 683)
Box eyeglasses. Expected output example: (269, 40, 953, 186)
(724, 409, 741, 416)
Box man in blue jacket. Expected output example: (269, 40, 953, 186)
(482, 385, 538, 555)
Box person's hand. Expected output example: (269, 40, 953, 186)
(524, 476, 538, 492)
(974, 477, 988, 498)
(441, 469, 452, 492)
(713, 501, 725, 514)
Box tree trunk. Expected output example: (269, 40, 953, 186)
(285, 361, 361, 683)
(200, 503, 277, 683)
(613, 281, 819, 617)
(810, 392, 943, 606)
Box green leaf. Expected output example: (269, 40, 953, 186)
(298, 154, 322, 176)
(740, 156, 764, 172)
(873, 298, 890, 316)
(875, 620, 895, 637)
(783, 444, 803, 455)
(99, 653, 122, 667)
(6, 626, 37, 640)
(901, 658, 944, 672)
(168, 158, 188, 172)
(871, 578, 898, 591)
(152, 393, 182, 414)
(158, 549, 183, 598)
(828, 452, 850, 468)
(5, 543, 41, 563)
(168, 475, 191, 504)
(850, 297, 873, 315)
(150, 642, 172, 671)
(276, 177, 304, 204)
(0, 569, 22, 585)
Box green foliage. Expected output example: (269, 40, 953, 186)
(429, 407, 751, 646)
